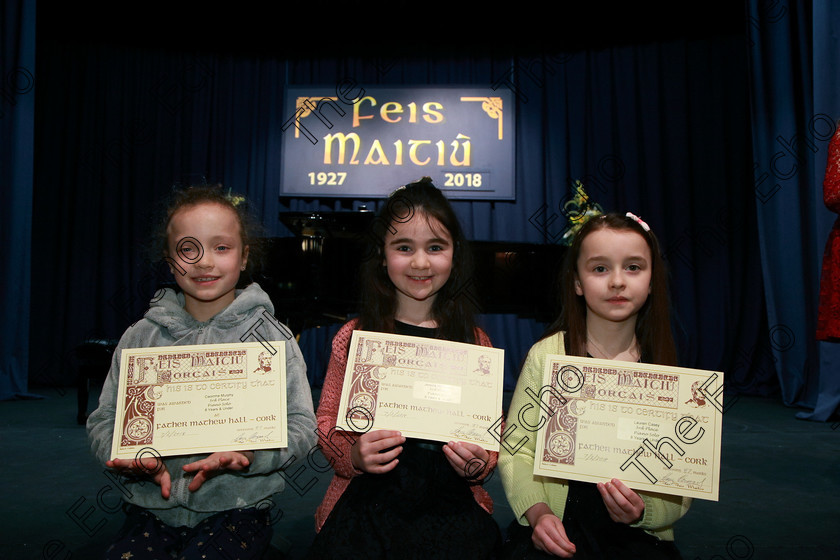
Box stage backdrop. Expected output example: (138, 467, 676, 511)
(27, 33, 779, 401)
(1, 0, 36, 400)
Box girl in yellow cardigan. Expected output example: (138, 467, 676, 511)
(500, 212, 691, 559)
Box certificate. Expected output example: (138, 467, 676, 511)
(335, 330, 504, 451)
(533, 355, 723, 501)
(110, 342, 288, 460)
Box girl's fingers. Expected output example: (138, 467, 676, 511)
(540, 531, 572, 557)
(139, 457, 166, 476)
(362, 430, 402, 443)
(364, 431, 405, 451)
(107, 457, 170, 496)
(184, 451, 252, 473)
(355, 431, 405, 467)
(356, 437, 402, 471)
(352, 431, 408, 473)
(613, 478, 645, 508)
(371, 445, 403, 465)
(441, 445, 460, 462)
(188, 469, 210, 492)
(597, 480, 616, 502)
(446, 441, 489, 462)
(112, 452, 251, 495)
(108, 458, 136, 471)
(182, 457, 209, 473)
(443, 442, 490, 476)
(533, 515, 576, 558)
(442, 445, 471, 470)
(370, 435, 406, 453)
(609, 479, 643, 513)
(598, 481, 624, 514)
(442, 447, 464, 475)
(108, 457, 164, 476)
(366, 458, 399, 474)
(598, 479, 645, 523)
(158, 470, 172, 499)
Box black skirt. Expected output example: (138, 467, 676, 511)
(307, 439, 501, 560)
(500, 481, 682, 560)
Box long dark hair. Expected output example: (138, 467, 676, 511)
(357, 177, 477, 344)
(542, 212, 677, 366)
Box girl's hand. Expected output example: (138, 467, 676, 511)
(443, 441, 489, 479)
(182, 451, 255, 492)
(106, 457, 171, 499)
(350, 430, 405, 474)
(597, 478, 645, 524)
(525, 503, 576, 558)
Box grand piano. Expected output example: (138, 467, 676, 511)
(254, 212, 567, 334)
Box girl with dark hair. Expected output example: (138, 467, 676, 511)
(499, 212, 690, 559)
(309, 178, 501, 559)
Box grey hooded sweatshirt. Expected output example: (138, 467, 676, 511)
(87, 283, 317, 528)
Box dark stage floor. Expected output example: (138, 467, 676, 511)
(1, 387, 838, 559)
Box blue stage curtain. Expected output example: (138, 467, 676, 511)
(746, 0, 840, 420)
(1, 0, 36, 400)
(30, 31, 772, 397)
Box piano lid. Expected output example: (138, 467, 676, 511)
(262, 212, 566, 330)
(279, 211, 375, 239)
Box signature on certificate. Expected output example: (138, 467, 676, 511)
(658, 471, 707, 491)
(233, 429, 276, 444)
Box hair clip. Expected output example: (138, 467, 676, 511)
(626, 212, 651, 232)
(225, 188, 246, 207)
(560, 181, 604, 246)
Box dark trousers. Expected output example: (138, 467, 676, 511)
(105, 503, 273, 560)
